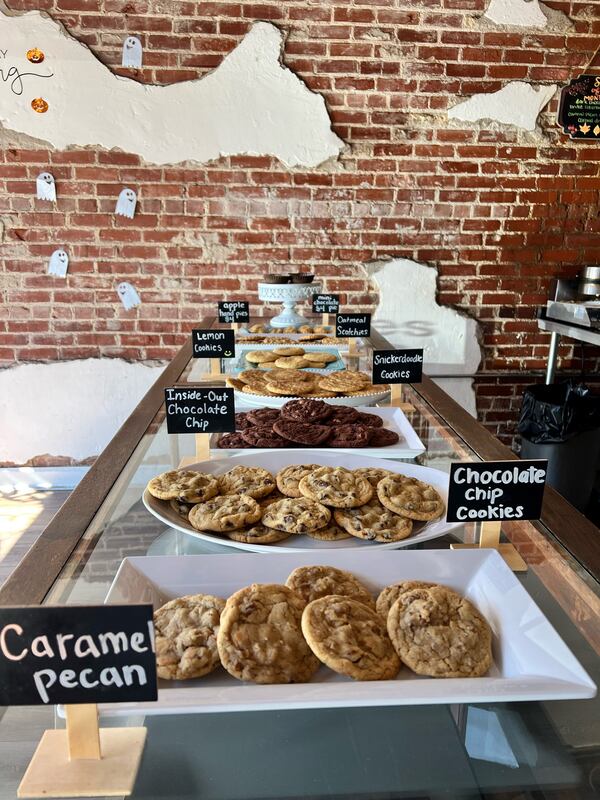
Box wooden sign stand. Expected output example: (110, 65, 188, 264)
(321, 313, 330, 328)
(451, 521, 527, 572)
(18, 704, 146, 798)
(388, 383, 415, 414)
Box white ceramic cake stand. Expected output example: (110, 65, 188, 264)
(258, 282, 321, 327)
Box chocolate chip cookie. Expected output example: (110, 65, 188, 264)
(147, 470, 219, 503)
(286, 565, 375, 607)
(189, 494, 262, 532)
(334, 498, 413, 543)
(217, 465, 276, 498)
(376, 581, 438, 619)
(262, 497, 331, 534)
(228, 524, 292, 545)
(298, 466, 373, 508)
(377, 475, 444, 521)
(276, 464, 321, 498)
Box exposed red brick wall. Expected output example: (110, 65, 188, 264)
(2, 0, 600, 443)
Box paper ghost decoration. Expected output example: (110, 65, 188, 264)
(47, 249, 69, 277)
(115, 188, 137, 219)
(36, 172, 56, 202)
(117, 282, 141, 310)
(122, 36, 142, 68)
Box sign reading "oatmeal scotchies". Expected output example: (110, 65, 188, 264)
(0, 604, 157, 706)
(335, 313, 371, 338)
(218, 301, 249, 324)
(372, 349, 423, 385)
(164, 387, 235, 434)
(446, 460, 547, 523)
(192, 329, 235, 359)
(312, 294, 340, 314)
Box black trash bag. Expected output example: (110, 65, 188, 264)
(518, 381, 600, 444)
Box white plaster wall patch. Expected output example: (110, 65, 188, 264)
(115, 187, 137, 218)
(448, 81, 557, 131)
(0, 359, 164, 463)
(484, 0, 548, 28)
(47, 248, 68, 276)
(36, 171, 56, 201)
(122, 36, 142, 68)
(0, 14, 343, 167)
(367, 257, 482, 376)
(117, 281, 141, 309)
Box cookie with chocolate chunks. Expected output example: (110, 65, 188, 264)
(368, 428, 400, 447)
(353, 411, 384, 428)
(241, 425, 290, 448)
(327, 424, 371, 448)
(327, 406, 360, 425)
(281, 398, 334, 424)
(273, 418, 332, 446)
(246, 408, 281, 426)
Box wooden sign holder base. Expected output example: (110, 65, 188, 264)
(388, 383, 415, 414)
(18, 704, 146, 798)
(450, 521, 527, 572)
(178, 433, 211, 468)
(321, 313, 330, 327)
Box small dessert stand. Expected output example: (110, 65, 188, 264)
(258, 282, 321, 328)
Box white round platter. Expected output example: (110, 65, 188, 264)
(233, 387, 390, 408)
(142, 450, 462, 553)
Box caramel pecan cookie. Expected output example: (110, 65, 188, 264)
(286, 565, 375, 607)
(276, 464, 321, 498)
(280, 398, 334, 424)
(302, 596, 400, 681)
(273, 418, 331, 446)
(147, 470, 219, 503)
(387, 585, 492, 678)
(217, 583, 320, 684)
(189, 494, 261, 532)
(217, 465, 276, 498)
(376, 581, 438, 619)
(262, 497, 331, 534)
(298, 466, 373, 508)
(154, 594, 225, 680)
(377, 475, 444, 521)
(334, 498, 413, 543)
(228, 524, 292, 545)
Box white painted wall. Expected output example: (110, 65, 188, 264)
(448, 81, 556, 131)
(484, 0, 548, 28)
(0, 359, 164, 463)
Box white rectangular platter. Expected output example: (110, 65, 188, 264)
(104, 549, 596, 717)
(211, 406, 425, 459)
(232, 344, 345, 374)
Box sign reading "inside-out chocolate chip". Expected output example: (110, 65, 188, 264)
(192, 329, 235, 359)
(0, 604, 157, 707)
(335, 313, 371, 338)
(312, 294, 340, 314)
(446, 460, 548, 523)
(218, 301, 249, 324)
(164, 387, 235, 433)
(372, 349, 423, 385)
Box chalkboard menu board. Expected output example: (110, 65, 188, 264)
(558, 74, 600, 140)
(335, 313, 371, 338)
(165, 387, 235, 434)
(218, 301, 249, 324)
(0, 604, 157, 706)
(372, 349, 423, 385)
(446, 460, 547, 523)
(192, 329, 235, 358)
(312, 294, 340, 314)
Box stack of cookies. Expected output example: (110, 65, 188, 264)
(147, 463, 445, 545)
(218, 399, 400, 449)
(242, 346, 339, 371)
(227, 368, 387, 399)
(247, 324, 332, 335)
(153, 565, 492, 684)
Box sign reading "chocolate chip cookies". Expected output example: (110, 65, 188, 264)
(446, 460, 548, 523)
(164, 387, 235, 434)
(192, 329, 235, 358)
(312, 294, 340, 314)
(335, 313, 371, 338)
(372, 349, 423, 385)
(0, 605, 157, 706)
(218, 301, 249, 324)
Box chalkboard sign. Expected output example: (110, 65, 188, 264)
(335, 313, 371, 338)
(447, 460, 547, 523)
(0, 604, 157, 707)
(192, 329, 235, 359)
(372, 349, 423, 385)
(218, 301, 250, 324)
(165, 387, 235, 434)
(312, 294, 340, 314)
(558, 74, 600, 140)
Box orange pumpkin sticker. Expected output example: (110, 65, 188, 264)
(31, 98, 49, 113)
(27, 48, 45, 64)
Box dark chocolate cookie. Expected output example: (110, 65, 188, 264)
(241, 425, 290, 448)
(327, 424, 371, 448)
(217, 432, 248, 449)
(368, 427, 400, 447)
(281, 398, 334, 424)
(235, 412, 253, 431)
(246, 408, 281, 426)
(354, 411, 384, 428)
(273, 418, 332, 446)
(328, 406, 360, 425)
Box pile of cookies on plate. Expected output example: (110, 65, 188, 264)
(243, 346, 338, 371)
(218, 399, 400, 449)
(153, 565, 492, 684)
(237, 335, 345, 345)
(247, 323, 331, 334)
(147, 463, 445, 545)
(227, 368, 387, 399)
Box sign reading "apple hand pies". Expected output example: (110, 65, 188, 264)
(0, 605, 157, 706)
(218, 301, 249, 324)
(192, 329, 235, 358)
(335, 313, 371, 338)
(164, 387, 235, 433)
(372, 349, 423, 384)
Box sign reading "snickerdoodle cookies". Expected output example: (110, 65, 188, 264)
(335, 313, 371, 338)
(446, 460, 548, 523)
(192, 329, 235, 358)
(218, 301, 249, 324)
(372, 349, 423, 385)
(0, 604, 157, 706)
(164, 387, 235, 434)
(312, 294, 340, 314)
